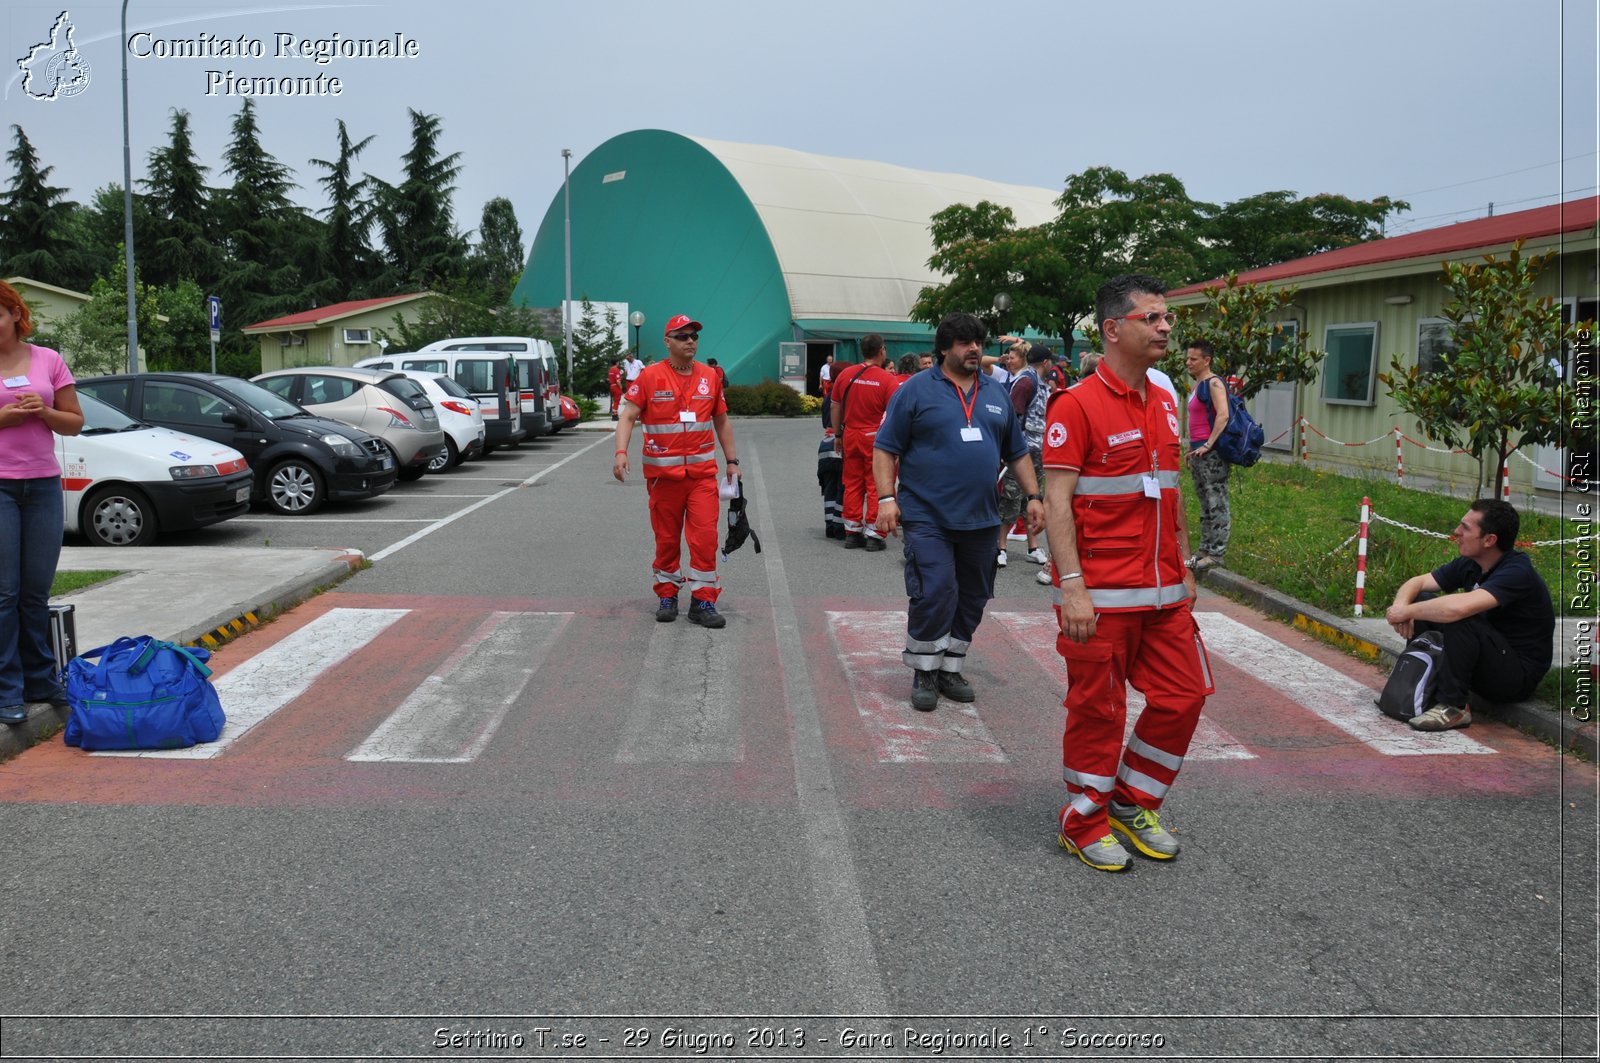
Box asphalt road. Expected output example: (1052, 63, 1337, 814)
(5, 417, 1597, 1062)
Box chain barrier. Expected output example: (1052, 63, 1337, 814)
(1294, 417, 1565, 491)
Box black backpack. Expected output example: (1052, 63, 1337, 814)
(1375, 631, 1446, 720)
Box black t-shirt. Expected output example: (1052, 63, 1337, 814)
(1431, 550, 1555, 684)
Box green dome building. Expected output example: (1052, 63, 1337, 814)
(512, 129, 1060, 389)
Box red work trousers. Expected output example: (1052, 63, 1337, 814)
(840, 429, 882, 535)
(646, 474, 721, 603)
(1054, 603, 1214, 849)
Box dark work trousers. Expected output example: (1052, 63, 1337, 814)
(900, 521, 998, 674)
(1414, 611, 1530, 708)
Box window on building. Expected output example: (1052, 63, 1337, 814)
(1416, 318, 1458, 377)
(1322, 322, 1379, 405)
(342, 328, 372, 344)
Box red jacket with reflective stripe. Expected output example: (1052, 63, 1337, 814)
(832, 362, 900, 436)
(1042, 364, 1189, 611)
(624, 360, 726, 480)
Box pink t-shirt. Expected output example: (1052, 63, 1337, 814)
(1188, 377, 1219, 444)
(0, 344, 74, 479)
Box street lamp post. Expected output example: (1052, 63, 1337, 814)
(561, 148, 574, 385)
(992, 292, 1012, 354)
(629, 310, 645, 360)
(121, 0, 139, 373)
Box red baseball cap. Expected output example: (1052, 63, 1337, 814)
(664, 314, 702, 337)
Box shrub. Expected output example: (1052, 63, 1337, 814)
(799, 394, 823, 414)
(724, 384, 765, 416)
(755, 380, 804, 416)
(574, 396, 599, 422)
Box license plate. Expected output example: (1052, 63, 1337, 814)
(235, 486, 250, 503)
(378, 455, 393, 470)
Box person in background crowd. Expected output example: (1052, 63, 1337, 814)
(706, 357, 729, 390)
(613, 314, 739, 630)
(872, 312, 1043, 712)
(622, 346, 644, 385)
(1184, 340, 1231, 571)
(1385, 499, 1555, 732)
(830, 334, 900, 551)
(607, 358, 624, 420)
(818, 425, 844, 540)
(817, 352, 835, 429)
(996, 343, 1053, 571)
(0, 279, 84, 725)
(918, 352, 935, 371)
(1043, 274, 1210, 873)
(897, 353, 920, 377)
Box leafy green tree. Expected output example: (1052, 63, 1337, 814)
(0, 125, 96, 289)
(1379, 241, 1581, 494)
(1204, 191, 1408, 274)
(1169, 275, 1324, 401)
(36, 258, 207, 375)
(369, 109, 468, 290)
(307, 119, 381, 303)
(214, 100, 316, 352)
(468, 196, 526, 304)
(141, 109, 221, 290)
(570, 297, 624, 397)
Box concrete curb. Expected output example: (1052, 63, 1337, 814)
(0, 551, 365, 764)
(1199, 566, 1598, 761)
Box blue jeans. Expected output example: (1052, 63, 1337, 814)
(0, 476, 65, 706)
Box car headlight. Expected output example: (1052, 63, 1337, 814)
(320, 433, 364, 457)
(168, 464, 220, 480)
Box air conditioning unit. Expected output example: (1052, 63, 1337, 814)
(289, 332, 305, 346)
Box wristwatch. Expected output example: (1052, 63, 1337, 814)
(1025, 492, 1044, 502)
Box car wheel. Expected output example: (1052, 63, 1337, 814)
(265, 458, 325, 515)
(83, 484, 157, 546)
(430, 438, 459, 471)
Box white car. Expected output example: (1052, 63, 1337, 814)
(398, 370, 487, 470)
(59, 393, 255, 546)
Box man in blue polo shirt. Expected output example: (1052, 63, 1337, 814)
(873, 312, 1044, 711)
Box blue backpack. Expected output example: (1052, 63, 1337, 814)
(63, 636, 225, 751)
(1205, 378, 1265, 467)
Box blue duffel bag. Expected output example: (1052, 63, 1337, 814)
(63, 636, 226, 751)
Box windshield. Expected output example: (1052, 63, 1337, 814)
(212, 376, 307, 419)
(77, 392, 145, 433)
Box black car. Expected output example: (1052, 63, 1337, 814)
(77, 373, 398, 515)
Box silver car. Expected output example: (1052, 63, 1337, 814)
(251, 366, 448, 481)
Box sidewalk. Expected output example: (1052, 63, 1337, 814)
(0, 545, 364, 761)
(2, 539, 1591, 762)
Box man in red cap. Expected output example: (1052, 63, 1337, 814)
(613, 315, 739, 628)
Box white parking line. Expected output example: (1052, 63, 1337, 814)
(99, 608, 410, 759)
(348, 612, 571, 763)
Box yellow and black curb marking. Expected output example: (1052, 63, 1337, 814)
(1290, 614, 1384, 662)
(191, 611, 263, 650)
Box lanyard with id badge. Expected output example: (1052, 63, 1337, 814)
(947, 376, 983, 442)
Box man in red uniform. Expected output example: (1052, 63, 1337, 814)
(613, 314, 739, 629)
(607, 358, 624, 420)
(829, 334, 900, 551)
(1042, 274, 1213, 873)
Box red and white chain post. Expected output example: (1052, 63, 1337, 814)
(1501, 460, 1511, 502)
(1393, 428, 1404, 485)
(1299, 415, 1308, 461)
(1354, 496, 1371, 616)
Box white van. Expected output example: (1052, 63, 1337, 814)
(60, 393, 254, 546)
(416, 336, 559, 437)
(353, 348, 527, 451)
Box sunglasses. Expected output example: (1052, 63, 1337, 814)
(1115, 311, 1178, 327)
(668, 332, 700, 342)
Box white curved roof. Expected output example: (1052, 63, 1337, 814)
(688, 136, 1061, 322)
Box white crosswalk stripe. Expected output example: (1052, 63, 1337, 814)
(98, 608, 411, 760)
(989, 611, 1255, 760)
(826, 611, 1007, 764)
(1194, 612, 1494, 756)
(348, 612, 571, 763)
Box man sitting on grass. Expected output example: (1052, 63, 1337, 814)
(1384, 499, 1555, 731)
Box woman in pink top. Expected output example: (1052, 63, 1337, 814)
(1184, 338, 1231, 573)
(0, 280, 83, 724)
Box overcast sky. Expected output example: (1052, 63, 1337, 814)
(4, 0, 1597, 261)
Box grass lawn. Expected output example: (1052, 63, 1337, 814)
(50, 570, 121, 596)
(1186, 459, 1580, 618)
